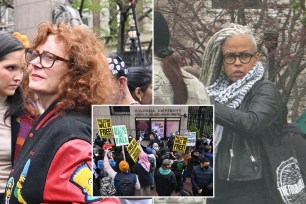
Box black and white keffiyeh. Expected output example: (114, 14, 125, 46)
(207, 61, 265, 109)
(208, 62, 265, 154)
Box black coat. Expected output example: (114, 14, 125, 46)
(135, 163, 151, 188)
(215, 80, 285, 181)
(154, 167, 177, 196)
(191, 165, 213, 191)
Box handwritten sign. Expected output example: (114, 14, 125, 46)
(172, 135, 188, 153)
(96, 118, 113, 138)
(112, 125, 129, 146)
(184, 132, 196, 146)
(127, 138, 141, 162)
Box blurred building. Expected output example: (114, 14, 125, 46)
(10, 0, 152, 57)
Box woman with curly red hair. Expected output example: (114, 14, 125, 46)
(3, 22, 119, 204)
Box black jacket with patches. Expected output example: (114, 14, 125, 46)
(4, 102, 93, 204)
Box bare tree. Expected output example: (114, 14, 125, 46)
(156, 0, 306, 121)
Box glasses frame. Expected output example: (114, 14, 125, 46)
(25, 48, 69, 69)
(222, 52, 257, 64)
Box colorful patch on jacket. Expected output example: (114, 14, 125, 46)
(70, 162, 101, 202)
(13, 159, 31, 204)
(5, 177, 14, 203)
(14, 115, 34, 161)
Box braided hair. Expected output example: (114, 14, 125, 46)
(200, 23, 257, 86)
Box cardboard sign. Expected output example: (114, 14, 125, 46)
(184, 132, 196, 146)
(96, 118, 113, 138)
(112, 125, 129, 146)
(127, 138, 141, 162)
(172, 135, 188, 153)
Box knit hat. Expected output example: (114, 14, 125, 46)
(107, 53, 129, 78)
(146, 147, 153, 154)
(154, 10, 173, 58)
(0, 31, 24, 58)
(119, 161, 129, 172)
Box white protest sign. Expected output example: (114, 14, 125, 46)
(184, 132, 196, 146)
(112, 125, 129, 146)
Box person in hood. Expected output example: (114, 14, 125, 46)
(154, 159, 177, 196)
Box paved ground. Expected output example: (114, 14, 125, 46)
(135, 177, 193, 196)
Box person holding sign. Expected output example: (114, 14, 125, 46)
(135, 150, 151, 196)
(3, 22, 118, 204)
(102, 139, 113, 151)
(103, 149, 140, 196)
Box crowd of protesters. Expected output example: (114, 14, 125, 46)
(93, 131, 214, 197)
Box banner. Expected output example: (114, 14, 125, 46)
(96, 118, 113, 138)
(112, 125, 129, 146)
(172, 135, 188, 153)
(127, 138, 141, 162)
(184, 132, 196, 146)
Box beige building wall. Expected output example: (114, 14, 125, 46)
(15, 0, 63, 40)
(92, 106, 189, 140)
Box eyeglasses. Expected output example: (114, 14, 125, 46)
(223, 52, 257, 64)
(25, 48, 69, 69)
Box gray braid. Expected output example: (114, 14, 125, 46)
(199, 23, 257, 86)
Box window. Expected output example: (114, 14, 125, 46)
(151, 119, 165, 138)
(166, 118, 181, 138)
(135, 117, 181, 140)
(135, 118, 151, 140)
(110, 106, 130, 115)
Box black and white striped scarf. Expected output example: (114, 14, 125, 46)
(207, 62, 265, 109)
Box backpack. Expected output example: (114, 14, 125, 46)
(99, 176, 116, 196)
(116, 174, 136, 196)
(173, 160, 184, 171)
(148, 156, 155, 172)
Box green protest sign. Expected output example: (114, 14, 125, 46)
(172, 135, 188, 153)
(127, 138, 141, 162)
(96, 118, 113, 138)
(112, 125, 129, 146)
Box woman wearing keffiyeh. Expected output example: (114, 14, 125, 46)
(135, 150, 151, 196)
(203, 24, 286, 204)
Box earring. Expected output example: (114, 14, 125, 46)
(140, 97, 142, 102)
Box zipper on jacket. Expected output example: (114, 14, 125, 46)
(244, 139, 258, 171)
(227, 139, 235, 181)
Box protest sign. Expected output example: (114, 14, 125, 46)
(184, 132, 196, 146)
(96, 118, 113, 138)
(127, 138, 141, 162)
(172, 135, 188, 153)
(112, 125, 129, 146)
